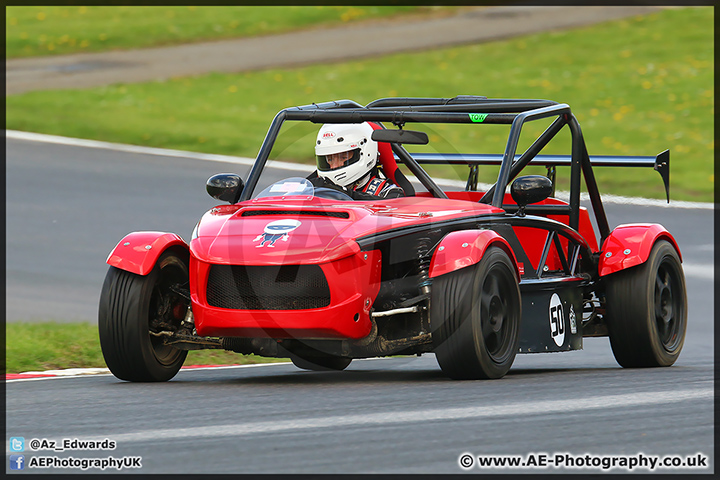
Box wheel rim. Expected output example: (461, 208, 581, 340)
(654, 258, 683, 353)
(148, 257, 189, 366)
(480, 265, 518, 363)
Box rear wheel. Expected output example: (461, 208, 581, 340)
(98, 250, 190, 381)
(605, 240, 687, 367)
(289, 353, 352, 371)
(431, 246, 521, 379)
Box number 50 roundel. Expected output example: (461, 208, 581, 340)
(549, 293, 565, 347)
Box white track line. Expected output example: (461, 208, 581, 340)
(17, 368, 112, 377)
(77, 387, 713, 443)
(7, 130, 713, 209)
(5, 362, 294, 383)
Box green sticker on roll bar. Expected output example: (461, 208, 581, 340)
(469, 113, 488, 123)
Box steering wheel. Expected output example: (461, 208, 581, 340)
(313, 187, 354, 201)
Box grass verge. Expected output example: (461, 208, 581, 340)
(6, 7, 713, 201)
(5, 322, 285, 374)
(6, 6, 440, 58)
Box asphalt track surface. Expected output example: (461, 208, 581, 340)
(5, 136, 715, 474)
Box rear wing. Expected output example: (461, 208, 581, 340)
(406, 150, 670, 202)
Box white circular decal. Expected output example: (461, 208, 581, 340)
(263, 219, 301, 235)
(549, 293, 565, 347)
(253, 219, 302, 248)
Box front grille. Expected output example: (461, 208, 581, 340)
(206, 264, 331, 310)
(241, 210, 349, 219)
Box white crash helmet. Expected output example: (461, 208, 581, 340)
(315, 122, 379, 187)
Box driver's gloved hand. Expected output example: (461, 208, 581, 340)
(309, 176, 337, 189)
(310, 176, 351, 195)
(310, 176, 379, 201)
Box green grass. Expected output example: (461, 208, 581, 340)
(5, 322, 285, 374)
(5, 6, 436, 58)
(5, 7, 713, 201)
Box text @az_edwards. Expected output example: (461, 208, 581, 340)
(27, 437, 115, 452)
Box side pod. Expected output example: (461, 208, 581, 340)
(598, 224, 681, 277)
(429, 229, 520, 280)
(106, 231, 189, 276)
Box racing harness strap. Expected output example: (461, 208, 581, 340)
(361, 177, 388, 196)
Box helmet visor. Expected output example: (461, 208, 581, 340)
(316, 148, 361, 172)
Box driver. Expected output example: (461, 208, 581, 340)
(310, 122, 404, 200)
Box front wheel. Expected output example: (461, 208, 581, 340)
(605, 240, 687, 367)
(98, 249, 190, 381)
(431, 246, 521, 379)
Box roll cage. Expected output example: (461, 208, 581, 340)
(241, 96, 670, 246)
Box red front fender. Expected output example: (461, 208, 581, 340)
(429, 229, 520, 281)
(106, 231, 188, 276)
(599, 224, 681, 277)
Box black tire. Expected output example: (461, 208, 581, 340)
(431, 246, 521, 380)
(605, 240, 687, 368)
(289, 353, 352, 371)
(98, 249, 190, 381)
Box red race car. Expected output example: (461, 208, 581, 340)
(99, 96, 686, 381)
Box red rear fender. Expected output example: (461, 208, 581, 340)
(599, 224, 681, 277)
(429, 229, 520, 280)
(107, 232, 188, 276)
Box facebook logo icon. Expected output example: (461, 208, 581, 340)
(9, 455, 25, 470)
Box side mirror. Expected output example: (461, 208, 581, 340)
(371, 129, 429, 145)
(206, 173, 244, 203)
(510, 175, 553, 215)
